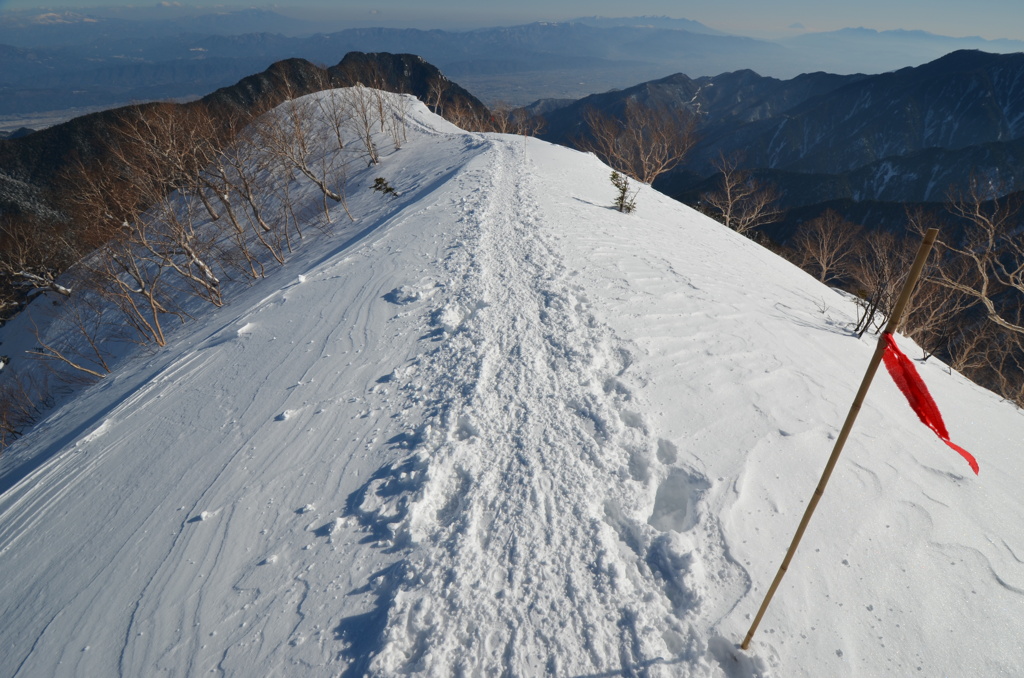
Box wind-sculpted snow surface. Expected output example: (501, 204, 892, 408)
(1, 93, 1023, 677)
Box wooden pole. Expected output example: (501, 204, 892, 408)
(740, 228, 938, 651)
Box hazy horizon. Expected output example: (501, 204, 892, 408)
(1, 1, 1023, 42)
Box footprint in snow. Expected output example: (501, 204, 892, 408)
(345, 455, 428, 545)
(384, 282, 440, 305)
(648, 468, 711, 533)
(384, 285, 422, 305)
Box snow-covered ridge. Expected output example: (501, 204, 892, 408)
(1, 91, 1023, 677)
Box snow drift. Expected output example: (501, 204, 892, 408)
(1, 92, 1022, 677)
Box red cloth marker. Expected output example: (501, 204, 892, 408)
(881, 333, 979, 474)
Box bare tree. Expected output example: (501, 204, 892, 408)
(67, 148, 183, 347)
(142, 193, 225, 306)
(0, 213, 80, 301)
(578, 100, 697, 184)
(508, 107, 546, 137)
(27, 293, 114, 381)
(266, 167, 303, 250)
(925, 178, 1024, 336)
(198, 128, 282, 272)
(255, 97, 355, 223)
(95, 108, 228, 306)
(445, 98, 490, 132)
(261, 97, 347, 197)
(483, 101, 547, 136)
(345, 85, 382, 165)
(486, 101, 518, 134)
(89, 231, 186, 348)
(984, 330, 1024, 406)
(699, 153, 782, 235)
(947, 320, 1000, 374)
(793, 210, 860, 284)
(846, 228, 909, 336)
(315, 89, 351, 152)
(904, 277, 977, 357)
(385, 93, 411, 149)
(904, 251, 978, 359)
(908, 188, 1024, 406)
(426, 75, 450, 115)
(109, 103, 224, 220)
(370, 84, 392, 133)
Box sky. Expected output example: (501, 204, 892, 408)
(0, 0, 1023, 40)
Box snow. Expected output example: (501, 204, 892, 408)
(1, 92, 1023, 677)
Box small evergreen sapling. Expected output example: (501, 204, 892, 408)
(610, 171, 637, 213)
(372, 177, 399, 199)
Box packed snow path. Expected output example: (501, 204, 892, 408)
(352, 137, 746, 675)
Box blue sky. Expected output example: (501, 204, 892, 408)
(1, 0, 1021, 41)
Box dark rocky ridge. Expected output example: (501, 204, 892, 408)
(0, 52, 486, 221)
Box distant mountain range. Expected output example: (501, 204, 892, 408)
(539, 49, 1024, 231)
(2, 10, 1023, 122)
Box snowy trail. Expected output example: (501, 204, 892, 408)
(349, 136, 746, 676)
(4, 94, 1024, 678)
